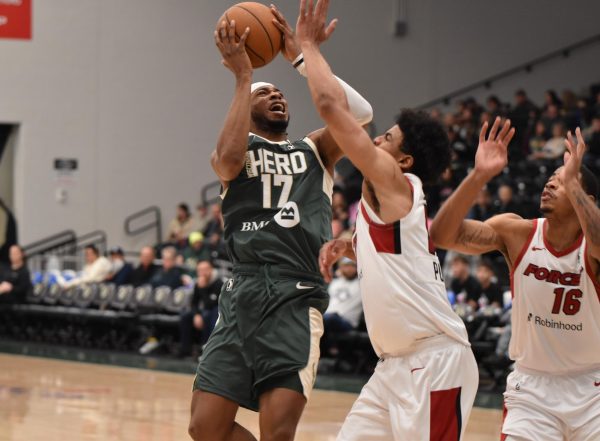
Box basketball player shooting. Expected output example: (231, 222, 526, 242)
(430, 120, 600, 440)
(297, 1, 480, 439)
(188, 5, 373, 441)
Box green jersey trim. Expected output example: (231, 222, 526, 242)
(302, 136, 334, 203)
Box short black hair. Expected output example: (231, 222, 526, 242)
(452, 254, 470, 265)
(477, 259, 496, 273)
(396, 109, 451, 185)
(581, 165, 599, 202)
(178, 203, 190, 214)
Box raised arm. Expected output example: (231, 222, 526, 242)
(211, 21, 253, 182)
(271, 3, 372, 170)
(295, 0, 401, 189)
(430, 118, 516, 255)
(562, 128, 600, 263)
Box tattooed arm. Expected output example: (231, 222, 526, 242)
(431, 118, 517, 256)
(562, 129, 600, 263)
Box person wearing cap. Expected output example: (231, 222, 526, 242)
(179, 231, 212, 275)
(104, 246, 133, 286)
(189, 5, 373, 441)
(321, 257, 362, 356)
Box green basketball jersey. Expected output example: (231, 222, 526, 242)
(221, 133, 333, 273)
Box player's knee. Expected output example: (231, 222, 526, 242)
(188, 413, 217, 441)
(261, 424, 297, 441)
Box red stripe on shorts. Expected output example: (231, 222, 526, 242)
(430, 387, 462, 441)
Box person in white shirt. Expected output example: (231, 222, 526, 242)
(322, 257, 362, 356)
(60, 245, 111, 288)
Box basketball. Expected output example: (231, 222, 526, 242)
(217, 2, 283, 68)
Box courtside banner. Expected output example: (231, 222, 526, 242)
(0, 0, 31, 40)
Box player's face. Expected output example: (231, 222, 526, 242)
(251, 86, 289, 131)
(373, 125, 403, 158)
(540, 167, 575, 217)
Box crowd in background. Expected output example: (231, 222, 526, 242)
(2, 83, 599, 370)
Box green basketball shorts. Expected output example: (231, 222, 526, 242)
(193, 263, 329, 411)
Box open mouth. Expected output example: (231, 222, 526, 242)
(269, 103, 285, 114)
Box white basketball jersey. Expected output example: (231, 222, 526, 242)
(354, 174, 469, 358)
(510, 218, 600, 374)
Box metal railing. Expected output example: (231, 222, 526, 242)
(23, 230, 77, 258)
(124, 206, 162, 245)
(75, 230, 108, 256)
(418, 33, 600, 109)
(201, 181, 222, 207)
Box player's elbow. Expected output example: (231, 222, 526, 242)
(429, 223, 450, 249)
(315, 93, 344, 121)
(211, 150, 244, 181)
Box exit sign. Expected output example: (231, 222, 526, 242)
(0, 0, 31, 40)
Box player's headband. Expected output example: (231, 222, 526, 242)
(251, 82, 275, 94)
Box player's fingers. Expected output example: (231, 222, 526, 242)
(575, 127, 587, 153)
(227, 20, 237, 43)
(272, 19, 288, 35)
(479, 121, 488, 144)
(307, 0, 315, 16)
(564, 131, 574, 153)
(315, 0, 328, 18)
(238, 27, 250, 46)
(488, 117, 501, 141)
(299, 0, 306, 17)
(503, 127, 516, 147)
(324, 18, 337, 39)
(496, 119, 511, 141)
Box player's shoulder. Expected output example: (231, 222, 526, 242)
(486, 214, 535, 238)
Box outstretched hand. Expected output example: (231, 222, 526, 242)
(474, 117, 515, 181)
(319, 239, 348, 283)
(561, 127, 587, 186)
(270, 4, 301, 63)
(296, 0, 338, 47)
(214, 20, 252, 77)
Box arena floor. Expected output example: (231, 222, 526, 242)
(0, 353, 503, 440)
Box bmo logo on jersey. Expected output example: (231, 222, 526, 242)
(240, 220, 270, 231)
(274, 202, 300, 228)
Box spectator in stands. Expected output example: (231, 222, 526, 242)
(509, 89, 537, 159)
(195, 204, 210, 234)
(60, 245, 111, 288)
(475, 260, 504, 309)
(178, 260, 223, 358)
(321, 258, 362, 356)
(0, 245, 31, 304)
(495, 183, 520, 215)
(584, 115, 600, 174)
(594, 91, 600, 118)
(131, 246, 159, 287)
(179, 232, 211, 275)
(561, 89, 580, 130)
(332, 190, 349, 228)
(202, 203, 223, 239)
(105, 247, 133, 286)
(150, 246, 184, 289)
(450, 254, 481, 311)
(528, 120, 549, 159)
(468, 187, 495, 221)
(536, 121, 566, 160)
(543, 89, 562, 113)
(486, 95, 504, 120)
(166, 203, 198, 248)
(0, 198, 17, 266)
(540, 104, 562, 135)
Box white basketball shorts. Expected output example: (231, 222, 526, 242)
(337, 335, 478, 441)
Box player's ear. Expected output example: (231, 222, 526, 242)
(398, 154, 414, 171)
